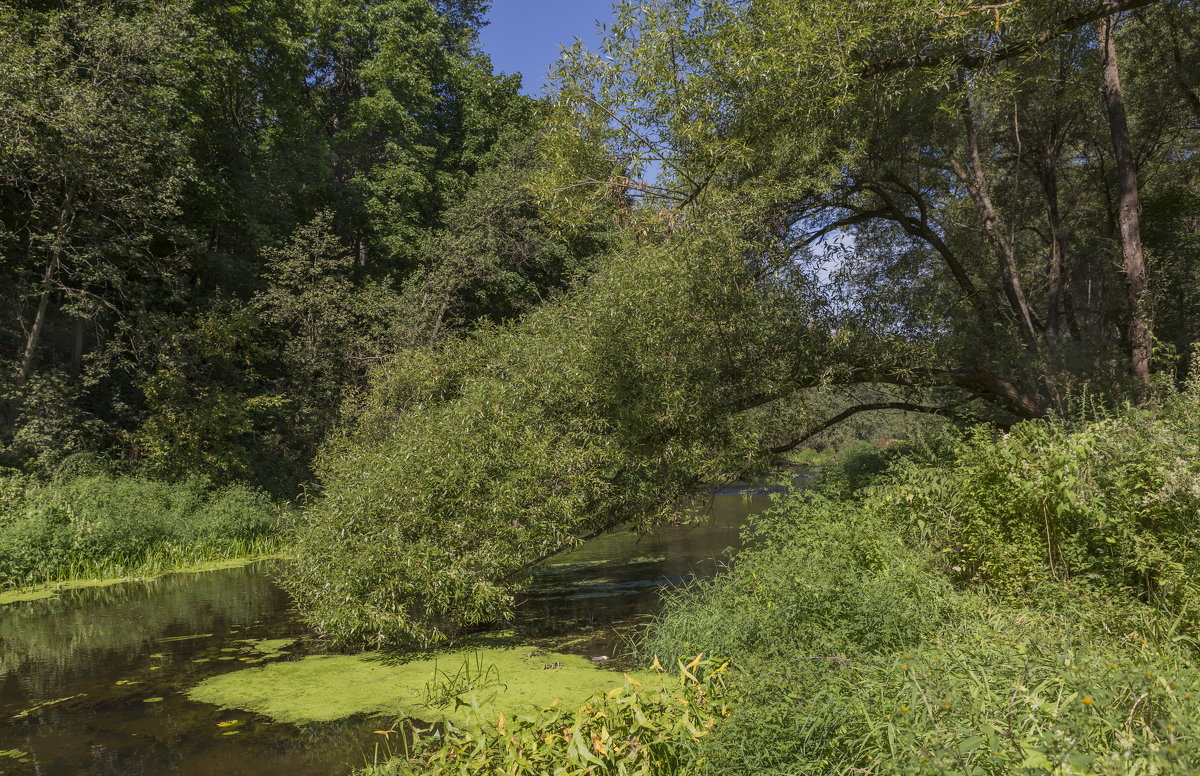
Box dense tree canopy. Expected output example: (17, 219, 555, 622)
(0, 0, 564, 491)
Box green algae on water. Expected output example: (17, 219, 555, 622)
(235, 637, 296, 663)
(188, 646, 655, 727)
(11, 693, 86, 720)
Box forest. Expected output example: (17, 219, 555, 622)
(3, 0, 1200, 773)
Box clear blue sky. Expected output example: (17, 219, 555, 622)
(479, 1, 617, 95)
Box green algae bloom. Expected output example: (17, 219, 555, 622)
(188, 646, 655, 726)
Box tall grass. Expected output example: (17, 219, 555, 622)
(638, 385, 1200, 774)
(0, 471, 287, 589)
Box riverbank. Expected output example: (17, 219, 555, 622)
(0, 483, 766, 775)
(0, 471, 290, 596)
(0, 552, 285, 604)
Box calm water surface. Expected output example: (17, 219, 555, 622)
(0, 484, 783, 776)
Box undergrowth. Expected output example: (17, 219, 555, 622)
(0, 469, 287, 589)
(361, 657, 730, 776)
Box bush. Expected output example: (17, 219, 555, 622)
(0, 473, 283, 587)
(363, 658, 731, 776)
(282, 227, 829, 648)
(643, 391, 1200, 774)
(641, 489, 963, 665)
(877, 389, 1200, 611)
(694, 609, 1200, 775)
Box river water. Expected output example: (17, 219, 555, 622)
(0, 485, 778, 776)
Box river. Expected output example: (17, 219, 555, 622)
(0, 484, 779, 775)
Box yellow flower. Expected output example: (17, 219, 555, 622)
(1082, 697, 1093, 706)
(901, 706, 910, 713)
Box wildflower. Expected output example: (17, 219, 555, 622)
(900, 665, 908, 671)
(901, 706, 910, 713)
(1082, 697, 1093, 706)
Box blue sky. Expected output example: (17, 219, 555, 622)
(479, 1, 617, 95)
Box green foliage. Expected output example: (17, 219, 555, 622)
(639, 386, 1200, 775)
(878, 388, 1200, 609)
(0, 472, 283, 588)
(0, 0, 552, 493)
(283, 220, 837, 647)
(132, 304, 288, 488)
(693, 610, 1200, 776)
(395, 134, 610, 347)
(640, 489, 961, 665)
(363, 658, 730, 776)
(1, 370, 108, 475)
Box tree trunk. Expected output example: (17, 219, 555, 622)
(72, 317, 85, 377)
(1041, 153, 1082, 343)
(19, 179, 77, 386)
(949, 92, 1041, 353)
(17, 258, 56, 386)
(1099, 14, 1153, 397)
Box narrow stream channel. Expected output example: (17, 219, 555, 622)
(0, 484, 781, 776)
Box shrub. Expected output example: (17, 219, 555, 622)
(0, 473, 284, 587)
(281, 229, 827, 648)
(641, 488, 963, 666)
(696, 610, 1200, 776)
(363, 658, 730, 776)
(643, 394, 1200, 774)
(876, 389, 1200, 611)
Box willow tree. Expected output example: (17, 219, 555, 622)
(286, 0, 1200, 646)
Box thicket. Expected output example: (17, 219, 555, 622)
(279, 218, 839, 647)
(363, 658, 731, 776)
(636, 384, 1200, 775)
(0, 462, 283, 588)
(0, 0, 594, 498)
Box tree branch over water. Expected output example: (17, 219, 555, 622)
(770, 401, 972, 454)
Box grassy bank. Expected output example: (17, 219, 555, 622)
(367, 384, 1200, 774)
(0, 470, 288, 594)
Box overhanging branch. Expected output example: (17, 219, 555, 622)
(769, 400, 971, 454)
